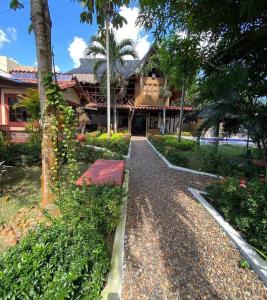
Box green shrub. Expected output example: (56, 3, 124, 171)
(76, 144, 122, 162)
(200, 150, 257, 177)
(87, 131, 101, 137)
(181, 131, 192, 137)
(58, 184, 124, 235)
(164, 149, 189, 167)
(0, 184, 125, 299)
(0, 221, 108, 299)
(206, 178, 267, 258)
(85, 133, 130, 156)
(0, 142, 41, 166)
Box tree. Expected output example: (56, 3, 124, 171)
(15, 88, 41, 143)
(11, 0, 57, 207)
(137, 0, 267, 96)
(165, 34, 201, 141)
(143, 42, 173, 134)
(77, 0, 130, 137)
(87, 30, 136, 133)
(16, 88, 40, 130)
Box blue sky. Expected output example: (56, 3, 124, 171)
(0, 0, 152, 73)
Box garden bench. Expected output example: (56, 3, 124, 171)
(76, 159, 125, 186)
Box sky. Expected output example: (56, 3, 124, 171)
(0, 0, 152, 73)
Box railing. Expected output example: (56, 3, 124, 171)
(84, 86, 135, 106)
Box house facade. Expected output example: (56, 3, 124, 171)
(68, 49, 192, 136)
(0, 71, 82, 143)
(0, 48, 193, 142)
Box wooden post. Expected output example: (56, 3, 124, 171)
(163, 107, 166, 134)
(96, 110, 101, 131)
(128, 110, 132, 134)
(146, 112, 150, 137)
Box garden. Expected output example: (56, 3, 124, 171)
(0, 128, 130, 298)
(149, 134, 267, 261)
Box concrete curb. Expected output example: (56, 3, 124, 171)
(86, 140, 131, 160)
(123, 139, 132, 160)
(101, 171, 129, 300)
(146, 138, 222, 178)
(188, 187, 267, 287)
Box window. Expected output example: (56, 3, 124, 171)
(8, 97, 28, 123)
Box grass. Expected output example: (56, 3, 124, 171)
(150, 135, 261, 177)
(0, 162, 88, 224)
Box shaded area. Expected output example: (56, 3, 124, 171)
(122, 137, 267, 299)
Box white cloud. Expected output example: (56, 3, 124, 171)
(112, 6, 150, 59)
(0, 27, 17, 48)
(6, 27, 17, 41)
(0, 29, 10, 48)
(67, 6, 150, 66)
(68, 36, 87, 68)
(54, 65, 60, 72)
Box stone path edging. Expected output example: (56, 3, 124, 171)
(146, 138, 222, 178)
(101, 170, 129, 300)
(188, 187, 267, 287)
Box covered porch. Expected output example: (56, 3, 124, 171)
(83, 103, 193, 136)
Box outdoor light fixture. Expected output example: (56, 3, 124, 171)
(152, 73, 156, 80)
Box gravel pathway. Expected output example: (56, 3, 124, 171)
(122, 137, 267, 300)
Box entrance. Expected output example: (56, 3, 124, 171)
(132, 115, 146, 136)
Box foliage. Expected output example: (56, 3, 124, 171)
(76, 107, 90, 134)
(150, 136, 193, 167)
(240, 259, 249, 269)
(0, 220, 108, 299)
(44, 74, 78, 186)
(150, 135, 260, 177)
(86, 133, 130, 156)
(76, 143, 123, 162)
(15, 88, 40, 121)
(151, 135, 195, 151)
(87, 29, 136, 99)
(0, 183, 124, 299)
(195, 66, 267, 161)
(206, 177, 267, 259)
(77, 0, 130, 29)
(0, 142, 41, 167)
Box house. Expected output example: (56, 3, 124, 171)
(68, 48, 192, 136)
(0, 70, 83, 143)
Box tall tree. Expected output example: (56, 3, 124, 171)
(165, 34, 200, 141)
(11, 0, 56, 206)
(77, 0, 130, 137)
(143, 42, 173, 133)
(87, 30, 136, 133)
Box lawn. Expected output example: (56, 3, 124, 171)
(0, 162, 89, 224)
(150, 135, 261, 177)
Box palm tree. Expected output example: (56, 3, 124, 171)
(15, 88, 40, 122)
(87, 29, 137, 133)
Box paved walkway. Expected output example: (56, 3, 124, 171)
(122, 137, 267, 300)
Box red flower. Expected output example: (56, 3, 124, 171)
(239, 179, 246, 189)
(76, 134, 86, 142)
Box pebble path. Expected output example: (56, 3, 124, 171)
(122, 136, 267, 300)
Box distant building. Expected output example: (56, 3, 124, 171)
(0, 56, 37, 73)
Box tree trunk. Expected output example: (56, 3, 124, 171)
(30, 0, 56, 207)
(177, 80, 186, 142)
(162, 76, 167, 134)
(106, 4, 111, 138)
(163, 107, 166, 134)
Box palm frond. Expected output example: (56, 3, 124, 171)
(118, 39, 135, 49)
(86, 44, 106, 57)
(118, 48, 137, 59)
(93, 59, 106, 76)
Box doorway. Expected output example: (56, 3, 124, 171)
(132, 114, 146, 136)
